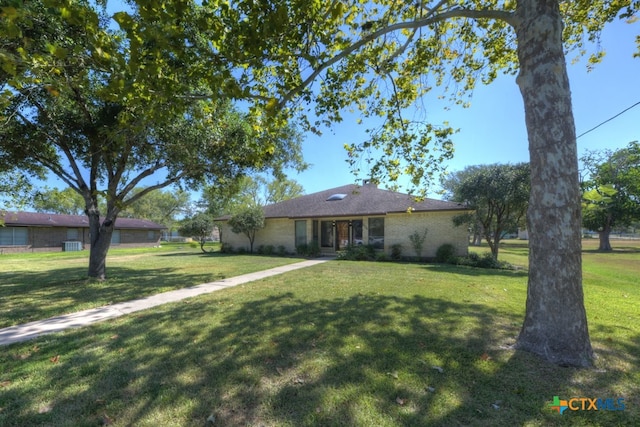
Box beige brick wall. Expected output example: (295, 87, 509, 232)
(220, 211, 468, 257)
(385, 211, 468, 258)
(219, 218, 296, 253)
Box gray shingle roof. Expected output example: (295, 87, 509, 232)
(219, 184, 468, 220)
(2, 211, 166, 230)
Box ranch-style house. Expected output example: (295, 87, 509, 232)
(0, 211, 165, 253)
(217, 182, 470, 258)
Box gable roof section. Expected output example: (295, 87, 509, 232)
(222, 184, 468, 220)
(2, 211, 166, 230)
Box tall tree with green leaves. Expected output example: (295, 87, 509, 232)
(119, 187, 191, 232)
(31, 186, 86, 215)
(0, 171, 37, 214)
(581, 141, 640, 251)
(203, 175, 305, 215)
(227, 206, 265, 254)
(178, 212, 217, 253)
(205, 0, 639, 367)
(0, 1, 304, 279)
(443, 163, 530, 259)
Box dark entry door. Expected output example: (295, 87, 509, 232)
(336, 221, 349, 250)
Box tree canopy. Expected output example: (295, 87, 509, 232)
(119, 187, 191, 230)
(32, 186, 86, 215)
(178, 212, 217, 253)
(442, 163, 530, 259)
(581, 141, 640, 250)
(0, 0, 305, 279)
(227, 206, 265, 254)
(202, 175, 305, 216)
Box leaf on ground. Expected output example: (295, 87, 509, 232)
(38, 403, 53, 413)
(387, 371, 399, 379)
(101, 413, 114, 425)
(480, 352, 492, 361)
(432, 366, 444, 373)
(0, 380, 11, 387)
(110, 334, 119, 340)
(50, 355, 60, 363)
(396, 396, 406, 406)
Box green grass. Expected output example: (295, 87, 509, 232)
(0, 240, 638, 426)
(0, 243, 300, 328)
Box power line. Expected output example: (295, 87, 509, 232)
(577, 100, 640, 139)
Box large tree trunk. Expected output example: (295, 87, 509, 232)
(87, 209, 116, 280)
(598, 226, 613, 251)
(513, 0, 594, 366)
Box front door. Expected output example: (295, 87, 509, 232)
(336, 221, 349, 250)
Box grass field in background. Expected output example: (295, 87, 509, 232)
(0, 239, 638, 426)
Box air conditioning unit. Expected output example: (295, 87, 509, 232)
(62, 241, 82, 251)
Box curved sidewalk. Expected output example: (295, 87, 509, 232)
(0, 258, 330, 347)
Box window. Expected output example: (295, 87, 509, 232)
(147, 230, 156, 241)
(352, 220, 363, 245)
(111, 229, 121, 244)
(66, 228, 79, 240)
(295, 220, 307, 247)
(0, 227, 28, 246)
(312, 220, 319, 245)
(320, 221, 333, 248)
(368, 218, 384, 249)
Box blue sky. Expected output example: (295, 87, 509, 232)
(295, 18, 640, 196)
(31, 9, 640, 203)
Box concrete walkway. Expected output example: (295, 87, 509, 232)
(0, 258, 330, 347)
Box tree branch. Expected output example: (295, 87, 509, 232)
(121, 173, 185, 207)
(277, 6, 515, 109)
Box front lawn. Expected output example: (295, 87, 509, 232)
(0, 243, 300, 328)
(0, 240, 638, 426)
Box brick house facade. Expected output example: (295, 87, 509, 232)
(217, 183, 470, 258)
(0, 211, 165, 253)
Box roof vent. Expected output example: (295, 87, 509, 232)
(326, 193, 347, 201)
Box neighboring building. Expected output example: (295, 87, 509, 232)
(517, 228, 529, 240)
(0, 211, 165, 253)
(217, 182, 470, 258)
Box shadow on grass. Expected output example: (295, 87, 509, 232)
(0, 266, 223, 328)
(1, 291, 636, 426)
(582, 247, 640, 254)
(157, 251, 229, 257)
(422, 263, 529, 279)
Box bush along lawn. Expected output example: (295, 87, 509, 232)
(0, 241, 638, 426)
